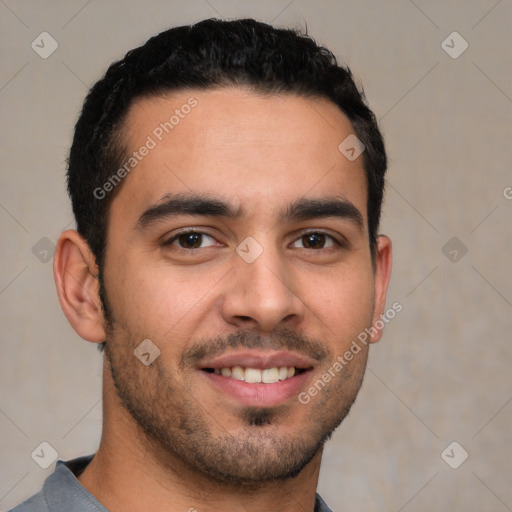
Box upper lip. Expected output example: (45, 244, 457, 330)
(199, 350, 316, 370)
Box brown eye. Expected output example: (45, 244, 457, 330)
(166, 231, 218, 249)
(292, 232, 337, 250)
(178, 232, 203, 248)
(303, 233, 326, 249)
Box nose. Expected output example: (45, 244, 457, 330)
(221, 244, 305, 332)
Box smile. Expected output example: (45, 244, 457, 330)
(203, 366, 306, 383)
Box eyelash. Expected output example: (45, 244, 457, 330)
(163, 230, 218, 249)
(163, 229, 345, 250)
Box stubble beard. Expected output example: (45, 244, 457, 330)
(102, 308, 367, 487)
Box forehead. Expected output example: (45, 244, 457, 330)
(111, 87, 368, 225)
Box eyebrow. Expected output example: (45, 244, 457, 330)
(279, 197, 364, 230)
(135, 193, 241, 230)
(134, 193, 364, 231)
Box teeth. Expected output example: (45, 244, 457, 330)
(262, 367, 280, 383)
(213, 366, 298, 383)
(245, 368, 262, 383)
(231, 366, 245, 381)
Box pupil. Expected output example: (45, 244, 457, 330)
(305, 233, 324, 249)
(180, 233, 202, 248)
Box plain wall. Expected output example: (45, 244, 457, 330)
(1, 1, 511, 510)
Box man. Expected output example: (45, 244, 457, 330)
(12, 18, 392, 512)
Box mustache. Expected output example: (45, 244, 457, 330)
(180, 328, 330, 367)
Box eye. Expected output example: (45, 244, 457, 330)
(291, 232, 338, 250)
(166, 231, 219, 249)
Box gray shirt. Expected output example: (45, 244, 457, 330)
(10, 456, 333, 512)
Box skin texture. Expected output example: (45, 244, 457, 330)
(54, 88, 392, 512)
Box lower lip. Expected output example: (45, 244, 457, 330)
(201, 370, 311, 407)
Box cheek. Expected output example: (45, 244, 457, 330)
(108, 259, 224, 336)
(304, 264, 375, 340)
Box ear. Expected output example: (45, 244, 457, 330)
(53, 230, 106, 343)
(369, 235, 392, 343)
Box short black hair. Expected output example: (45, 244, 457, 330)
(67, 18, 387, 325)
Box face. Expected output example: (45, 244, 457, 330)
(100, 88, 386, 485)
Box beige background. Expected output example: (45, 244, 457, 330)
(1, 1, 511, 510)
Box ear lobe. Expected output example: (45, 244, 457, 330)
(369, 235, 393, 344)
(53, 230, 106, 343)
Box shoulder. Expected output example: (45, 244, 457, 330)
(315, 493, 334, 512)
(8, 455, 97, 512)
(8, 489, 50, 512)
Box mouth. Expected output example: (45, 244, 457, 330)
(198, 350, 315, 406)
(202, 365, 308, 383)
